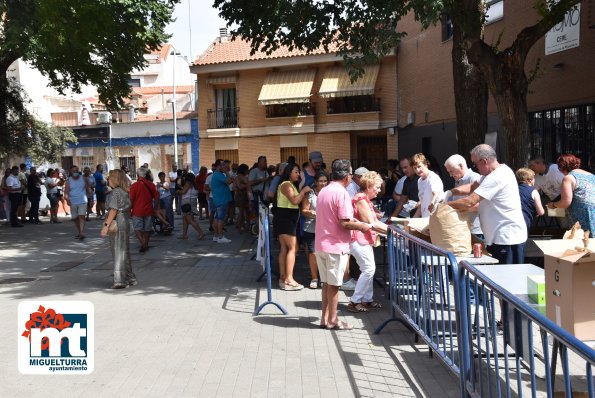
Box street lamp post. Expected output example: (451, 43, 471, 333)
(171, 47, 179, 166)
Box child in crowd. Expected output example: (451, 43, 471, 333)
(411, 153, 444, 217)
(516, 168, 545, 232)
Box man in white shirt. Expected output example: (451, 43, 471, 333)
(346, 167, 368, 198)
(444, 154, 483, 238)
(528, 156, 564, 202)
(168, 164, 179, 214)
(447, 144, 527, 264)
(6, 166, 24, 227)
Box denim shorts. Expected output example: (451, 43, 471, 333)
(214, 204, 227, 221)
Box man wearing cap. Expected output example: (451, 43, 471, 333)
(346, 167, 369, 198)
(300, 151, 324, 189)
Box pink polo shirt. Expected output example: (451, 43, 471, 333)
(315, 181, 353, 254)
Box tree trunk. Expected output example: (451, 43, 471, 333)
(478, 52, 530, 170)
(451, 26, 488, 162)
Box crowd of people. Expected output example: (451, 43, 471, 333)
(1, 146, 593, 327)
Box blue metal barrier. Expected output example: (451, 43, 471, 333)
(375, 226, 468, 394)
(254, 201, 287, 316)
(375, 226, 595, 398)
(458, 260, 595, 398)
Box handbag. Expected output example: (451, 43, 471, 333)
(107, 210, 119, 235)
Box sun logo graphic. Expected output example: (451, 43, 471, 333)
(18, 301, 94, 374)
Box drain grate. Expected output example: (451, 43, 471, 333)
(0, 277, 37, 284)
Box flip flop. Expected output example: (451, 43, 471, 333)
(363, 301, 383, 310)
(347, 302, 369, 313)
(326, 321, 353, 330)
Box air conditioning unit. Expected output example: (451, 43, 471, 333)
(97, 112, 112, 124)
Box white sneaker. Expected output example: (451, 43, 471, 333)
(341, 278, 357, 291)
(213, 236, 220, 242)
(217, 236, 231, 243)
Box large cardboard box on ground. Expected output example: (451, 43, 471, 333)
(535, 238, 595, 341)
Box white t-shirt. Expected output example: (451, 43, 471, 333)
(474, 164, 527, 246)
(6, 174, 21, 190)
(449, 169, 483, 235)
(417, 171, 444, 217)
(346, 180, 360, 198)
(168, 171, 178, 189)
(205, 174, 213, 199)
(534, 163, 564, 201)
(393, 176, 407, 195)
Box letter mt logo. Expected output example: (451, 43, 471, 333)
(18, 301, 94, 374)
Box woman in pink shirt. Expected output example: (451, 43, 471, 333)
(348, 171, 388, 313)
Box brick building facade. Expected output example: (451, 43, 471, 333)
(396, 1, 595, 167)
(191, 33, 398, 171)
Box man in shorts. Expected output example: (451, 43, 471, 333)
(130, 167, 159, 252)
(64, 165, 89, 239)
(94, 164, 107, 219)
(210, 159, 233, 243)
(315, 159, 372, 330)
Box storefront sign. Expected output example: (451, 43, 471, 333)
(545, 4, 581, 55)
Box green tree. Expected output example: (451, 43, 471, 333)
(0, 0, 178, 156)
(0, 78, 77, 164)
(214, 0, 579, 169)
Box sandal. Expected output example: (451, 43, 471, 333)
(309, 279, 319, 289)
(347, 302, 369, 313)
(362, 301, 383, 310)
(326, 320, 353, 330)
(283, 281, 304, 291)
(110, 283, 128, 289)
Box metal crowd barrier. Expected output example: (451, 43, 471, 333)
(374, 226, 595, 397)
(458, 260, 595, 398)
(375, 226, 467, 394)
(254, 200, 287, 315)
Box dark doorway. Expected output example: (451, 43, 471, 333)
(356, 135, 387, 172)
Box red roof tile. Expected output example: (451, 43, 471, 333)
(193, 36, 339, 66)
(147, 44, 172, 62)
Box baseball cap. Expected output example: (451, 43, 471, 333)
(354, 167, 369, 176)
(309, 151, 323, 163)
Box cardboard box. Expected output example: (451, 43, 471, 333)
(527, 274, 546, 305)
(534, 238, 595, 340)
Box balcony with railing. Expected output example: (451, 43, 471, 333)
(326, 96, 381, 115)
(265, 103, 316, 118)
(207, 107, 239, 129)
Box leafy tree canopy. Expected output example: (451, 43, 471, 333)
(0, 0, 179, 109)
(214, 0, 444, 77)
(0, 77, 77, 163)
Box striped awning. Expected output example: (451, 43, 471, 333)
(318, 65, 380, 98)
(207, 75, 236, 85)
(258, 69, 316, 105)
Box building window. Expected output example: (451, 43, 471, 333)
(80, 156, 94, 171)
(265, 103, 316, 118)
(208, 87, 239, 129)
(280, 147, 308, 167)
(215, 150, 239, 165)
(441, 13, 454, 41)
(529, 104, 594, 167)
(120, 157, 137, 179)
(127, 78, 141, 87)
(485, 0, 504, 24)
(326, 95, 380, 114)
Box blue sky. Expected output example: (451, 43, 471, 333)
(165, 0, 228, 62)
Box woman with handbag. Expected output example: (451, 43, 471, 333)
(348, 171, 388, 313)
(100, 169, 137, 289)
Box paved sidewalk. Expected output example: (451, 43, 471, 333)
(0, 214, 460, 397)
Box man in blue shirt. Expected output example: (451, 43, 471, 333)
(211, 159, 233, 243)
(93, 164, 107, 219)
